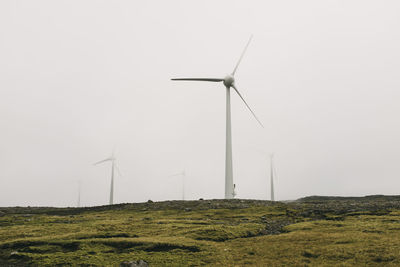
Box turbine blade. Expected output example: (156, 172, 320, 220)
(232, 84, 264, 127)
(169, 171, 184, 177)
(171, 78, 223, 82)
(112, 147, 115, 158)
(93, 158, 112, 165)
(232, 35, 253, 76)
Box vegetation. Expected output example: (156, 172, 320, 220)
(1, 196, 400, 266)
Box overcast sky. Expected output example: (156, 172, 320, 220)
(1, 1, 400, 207)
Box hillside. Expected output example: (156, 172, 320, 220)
(1, 196, 400, 266)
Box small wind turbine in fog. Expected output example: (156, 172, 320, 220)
(94, 151, 122, 205)
(171, 36, 263, 199)
(77, 180, 81, 208)
(170, 170, 186, 200)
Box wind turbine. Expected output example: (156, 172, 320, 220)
(171, 36, 263, 199)
(94, 152, 122, 205)
(77, 180, 81, 208)
(170, 170, 186, 200)
(270, 154, 275, 201)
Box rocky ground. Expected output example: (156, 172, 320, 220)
(1, 195, 400, 266)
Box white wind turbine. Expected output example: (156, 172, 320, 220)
(94, 151, 122, 205)
(77, 180, 81, 208)
(171, 36, 263, 199)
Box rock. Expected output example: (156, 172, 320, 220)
(9, 251, 30, 260)
(259, 229, 269, 235)
(184, 208, 191, 212)
(120, 260, 148, 267)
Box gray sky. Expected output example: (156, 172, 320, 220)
(1, 1, 400, 207)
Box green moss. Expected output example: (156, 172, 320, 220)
(1, 198, 400, 266)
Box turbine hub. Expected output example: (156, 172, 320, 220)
(223, 75, 235, 88)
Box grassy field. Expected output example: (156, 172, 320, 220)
(1, 196, 400, 266)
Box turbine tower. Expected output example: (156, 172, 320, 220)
(171, 36, 263, 199)
(170, 170, 186, 200)
(94, 152, 122, 205)
(270, 154, 275, 201)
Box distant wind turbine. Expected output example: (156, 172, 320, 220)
(170, 170, 186, 200)
(94, 152, 122, 205)
(171, 36, 263, 199)
(77, 180, 81, 208)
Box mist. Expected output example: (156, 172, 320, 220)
(1, 0, 400, 207)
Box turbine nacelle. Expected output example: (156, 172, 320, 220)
(223, 75, 235, 88)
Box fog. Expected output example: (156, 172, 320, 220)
(1, 1, 400, 207)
